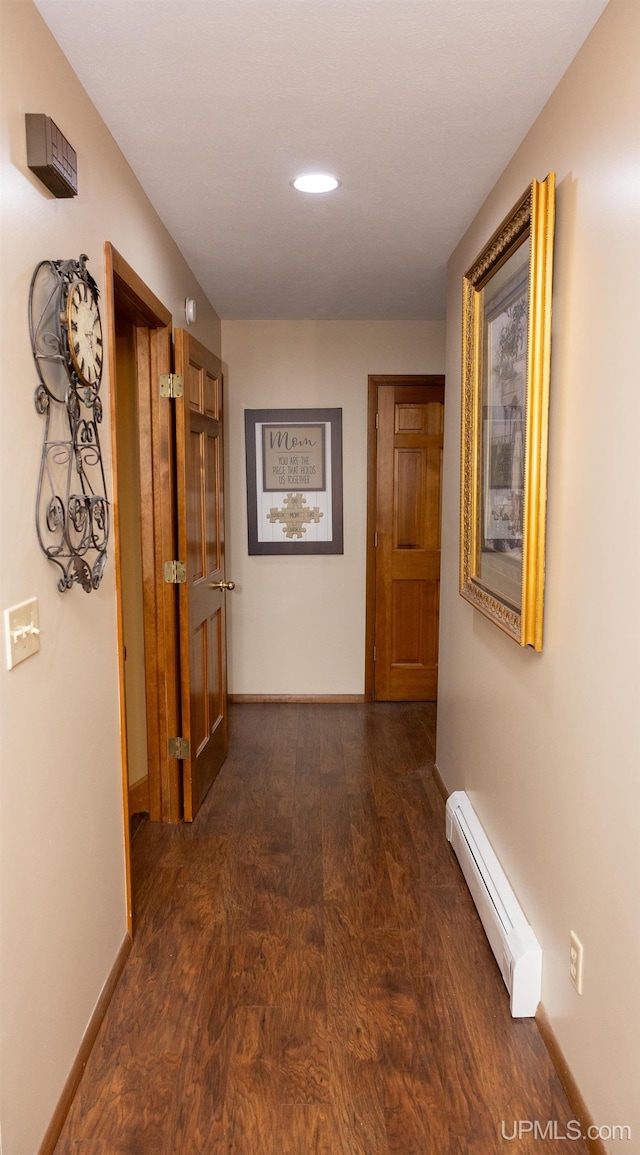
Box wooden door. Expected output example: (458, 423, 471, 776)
(174, 329, 230, 821)
(372, 380, 445, 701)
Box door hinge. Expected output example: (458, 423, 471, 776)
(375, 412, 379, 429)
(159, 373, 184, 399)
(374, 532, 378, 547)
(164, 560, 187, 584)
(373, 645, 377, 662)
(168, 736, 190, 759)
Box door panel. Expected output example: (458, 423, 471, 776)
(375, 381, 444, 701)
(395, 449, 426, 548)
(174, 329, 229, 820)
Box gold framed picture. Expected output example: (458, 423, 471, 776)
(460, 173, 555, 650)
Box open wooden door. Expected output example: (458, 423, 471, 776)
(174, 329, 231, 821)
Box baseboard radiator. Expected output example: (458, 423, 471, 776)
(445, 790, 542, 1017)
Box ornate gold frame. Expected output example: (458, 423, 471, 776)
(460, 174, 555, 650)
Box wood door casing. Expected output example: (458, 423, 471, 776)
(370, 379, 445, 701)
(106, 243, 182, 929)
(107, 248, 182, 824)
(174, 329, 229, 821)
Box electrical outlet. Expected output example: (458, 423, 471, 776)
(570, 931, 584, 994)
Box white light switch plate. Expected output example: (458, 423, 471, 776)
(4, 598, 40, 669)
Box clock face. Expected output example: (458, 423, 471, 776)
(66, 280, 103, 386)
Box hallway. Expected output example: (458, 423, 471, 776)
(55, 704, 585, 1153)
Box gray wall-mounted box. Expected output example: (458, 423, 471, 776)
(26, 114, 77, 198)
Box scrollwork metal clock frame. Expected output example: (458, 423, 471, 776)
(29, 254, 110, 593)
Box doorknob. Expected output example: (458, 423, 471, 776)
(209, 580, 236, 590)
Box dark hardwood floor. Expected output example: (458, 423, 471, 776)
(54, 703, 586, 1153)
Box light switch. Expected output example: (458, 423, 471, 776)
(4, 598, 40, 669)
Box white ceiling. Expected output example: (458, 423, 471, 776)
(34, 0, 608, 320)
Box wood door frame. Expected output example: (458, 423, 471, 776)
(104, 244, 182, 925)
(365, 374, 445, 701)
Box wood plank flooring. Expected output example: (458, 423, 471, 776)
(54, 703, 587, 1153)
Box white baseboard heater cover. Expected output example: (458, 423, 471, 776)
(445, 790, 542, 1017)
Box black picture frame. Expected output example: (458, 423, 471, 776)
(245, 408, 343, 555)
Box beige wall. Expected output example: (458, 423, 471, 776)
(437, 1, 640, 1147)
(222, 321, 446, 695)
(0, 3, 220, 1152)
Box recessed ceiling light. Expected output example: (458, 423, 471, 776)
(292, 173, 341, 193)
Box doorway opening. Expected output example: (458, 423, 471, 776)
(105, 244, 181, 928)
(105, 245, 232, 926)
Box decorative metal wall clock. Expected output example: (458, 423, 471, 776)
(29, 254, 109, 592)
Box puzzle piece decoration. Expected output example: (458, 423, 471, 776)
(267, 492, 323, 539)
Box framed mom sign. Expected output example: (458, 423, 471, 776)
(245, 408, 343, 555)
